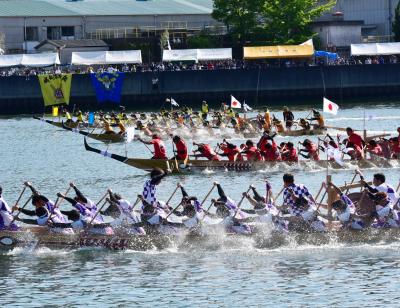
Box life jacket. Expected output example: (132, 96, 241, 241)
(246, 146, 263, 161)
(151, 138, 167, 159)
(282, 148, 298, 162)
(175, 139, 188, 160)
(223, 147, 243, 161)
(200, 144, 220, 161)
(65, 112, 72, 120)
(201, 104, 209, 114)
(263, 142, 281, 161)
(77, 113, 84, 122)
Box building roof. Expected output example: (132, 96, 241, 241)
(35, 39, 108, 49)
(0, 0, 213, 17)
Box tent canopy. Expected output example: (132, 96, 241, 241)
(71, 50, 142, 65)
(243, 45, 314, 59)
(351, 43, 400, 56)
(162, 48, 232, 62)
(0, 53, 60, 67)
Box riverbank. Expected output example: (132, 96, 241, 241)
(1, 64, 400, 114)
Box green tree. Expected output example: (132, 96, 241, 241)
(212, 0, 336, 45)
(393, 1, 400, 41)
(212, 0, 263, 42)
(262, 0, 336, 44)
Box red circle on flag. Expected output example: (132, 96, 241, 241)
(328, 103, 333, 110)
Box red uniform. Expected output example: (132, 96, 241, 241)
(222, 147, 243, 161)
(348, 144, 364, 160)
(150, 138, 167, 159)
(368, 144, 383, 157)
(348, 133, 364, 149)
(199, 144, 220, 161)
(175, 139, 188, 160)
(263, 142, 281, 161)
(390, 141, 400, 158)
(305, 143, 320, 161)
(282, 148, 298, 162)
(245, 146, 263, 161)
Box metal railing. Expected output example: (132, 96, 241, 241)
(361, 35, 394, 43)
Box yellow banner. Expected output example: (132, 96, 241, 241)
(38, 74, 72, 106)
(52, 106, 59, 117)
(243, 45, 314, 59)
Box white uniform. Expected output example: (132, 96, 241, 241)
(0, 196, 16, 229)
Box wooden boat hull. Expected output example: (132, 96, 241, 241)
(2, 225, 400, 251)
(62, 122, 125, 143)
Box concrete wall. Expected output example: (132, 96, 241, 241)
(1, 65, 400, 114)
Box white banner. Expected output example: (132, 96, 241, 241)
(162, 48, 233, 62)
(71, 51, 106, 65)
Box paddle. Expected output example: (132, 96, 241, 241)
(95, 190, 109, 208)
(86, 198, 109, 228)
(233, 185, 253, 219)
(200, 182, 218, 207)
(53, 184, 73, 209)
(11, 195, 33, 224)
(165, 182, 181, 208)
(11, 185, 27, 214)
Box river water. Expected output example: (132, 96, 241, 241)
(0, 103, 399, 306)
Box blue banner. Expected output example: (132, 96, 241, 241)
(88, 112, 95, 125)
(90, 71, 124, 103)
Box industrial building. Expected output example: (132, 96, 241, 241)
(0, 0, 399, 55)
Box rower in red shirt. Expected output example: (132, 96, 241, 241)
(263, 142, 281, 161)
(346, 127, 365, 149)
(138, 134, 167, 160)
(241, 140, 263, 161)
(193, 142, 220, 161)
(345, 142, 364, 160)
(281, 142, 298, 162)
(171, 135, 188, 160)
(299, 139, 320, 161)
(366, 140, 383, 157)
(389, 137, 400, 158)
(218, 140, 243, 161)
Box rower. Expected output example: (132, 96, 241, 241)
(138, 134, 167, 160)
(283, 106, 295, 130)
(115, 118, 126, 135)
(69, 182, 103, 221)
(258, 133, 280, 161)
(346, 127, 365, 149)
(102, 117, 115, 134)
(389, 137, 400, 158)
(369, 192, 399, 228)
(299, 139, 320, 161)
(241, 140, 263, 161)
(242, 186, 279, 219)
(171, 135, 188, 160)
(264, 109, 272, 130)
(218, 140, 243, 161)
(329, 182, 365, 230)
(173, 186, 204, 228)
(63, 108, 73, 125)
(193, 142, 220, 161)
(14, 205, 74, 234)
(50, 209, 114, 235)
(344, 141, 364, 160)
(280, 142, 298, 162)
(0, 186, 19, 231)
(76, 110, 84, 123)
(359, 172, 399, 206)
(272, 115, 285, 133)
(105, 190, 145, 235)
(282, 173, 316, 217)
(298, 118, 311, 130)
(366, 140, 384, 157)
(56, 192, 101, 224)
(141, 168, 168, 214)
(308, 109, 325, 129)
(201, 101, 209, 120)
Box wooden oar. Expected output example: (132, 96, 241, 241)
(11, 186, 27, 214)
(164, 201, 184, 220)
(200, 182, 218, 207)
(86, 198, 109, 227)
(54, 185, 72, 209)
(166, 183, 181, 207)
(95, 190, 109, 207)
(11, 195, 32, 224)
(344, 171, 358, 194)
(273, 187, 285, 202)
(233, 185, 253, 219)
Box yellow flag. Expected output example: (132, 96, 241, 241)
(38, 74, 72, 106)
(52, 106, 59, 117)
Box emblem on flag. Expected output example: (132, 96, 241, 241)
(231, 95, 241, 109)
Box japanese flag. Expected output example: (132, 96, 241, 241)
(231, 95, 241, 109)
(323, 97, 339, 115)
(170, 98, 179, 107)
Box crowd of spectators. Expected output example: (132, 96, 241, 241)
(1, 55, 400, 77)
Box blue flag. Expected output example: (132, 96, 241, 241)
(88, 112, 95, 125)
(90, 71, 124, 103)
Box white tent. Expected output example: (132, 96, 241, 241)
(0, 53, 60, 67)
(197, 48, 232, 61)
(162, 48, 233, 62)
(351, 43, 400, 56)
(71, 50, 142, 65)
(162, 49, 198, 62)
